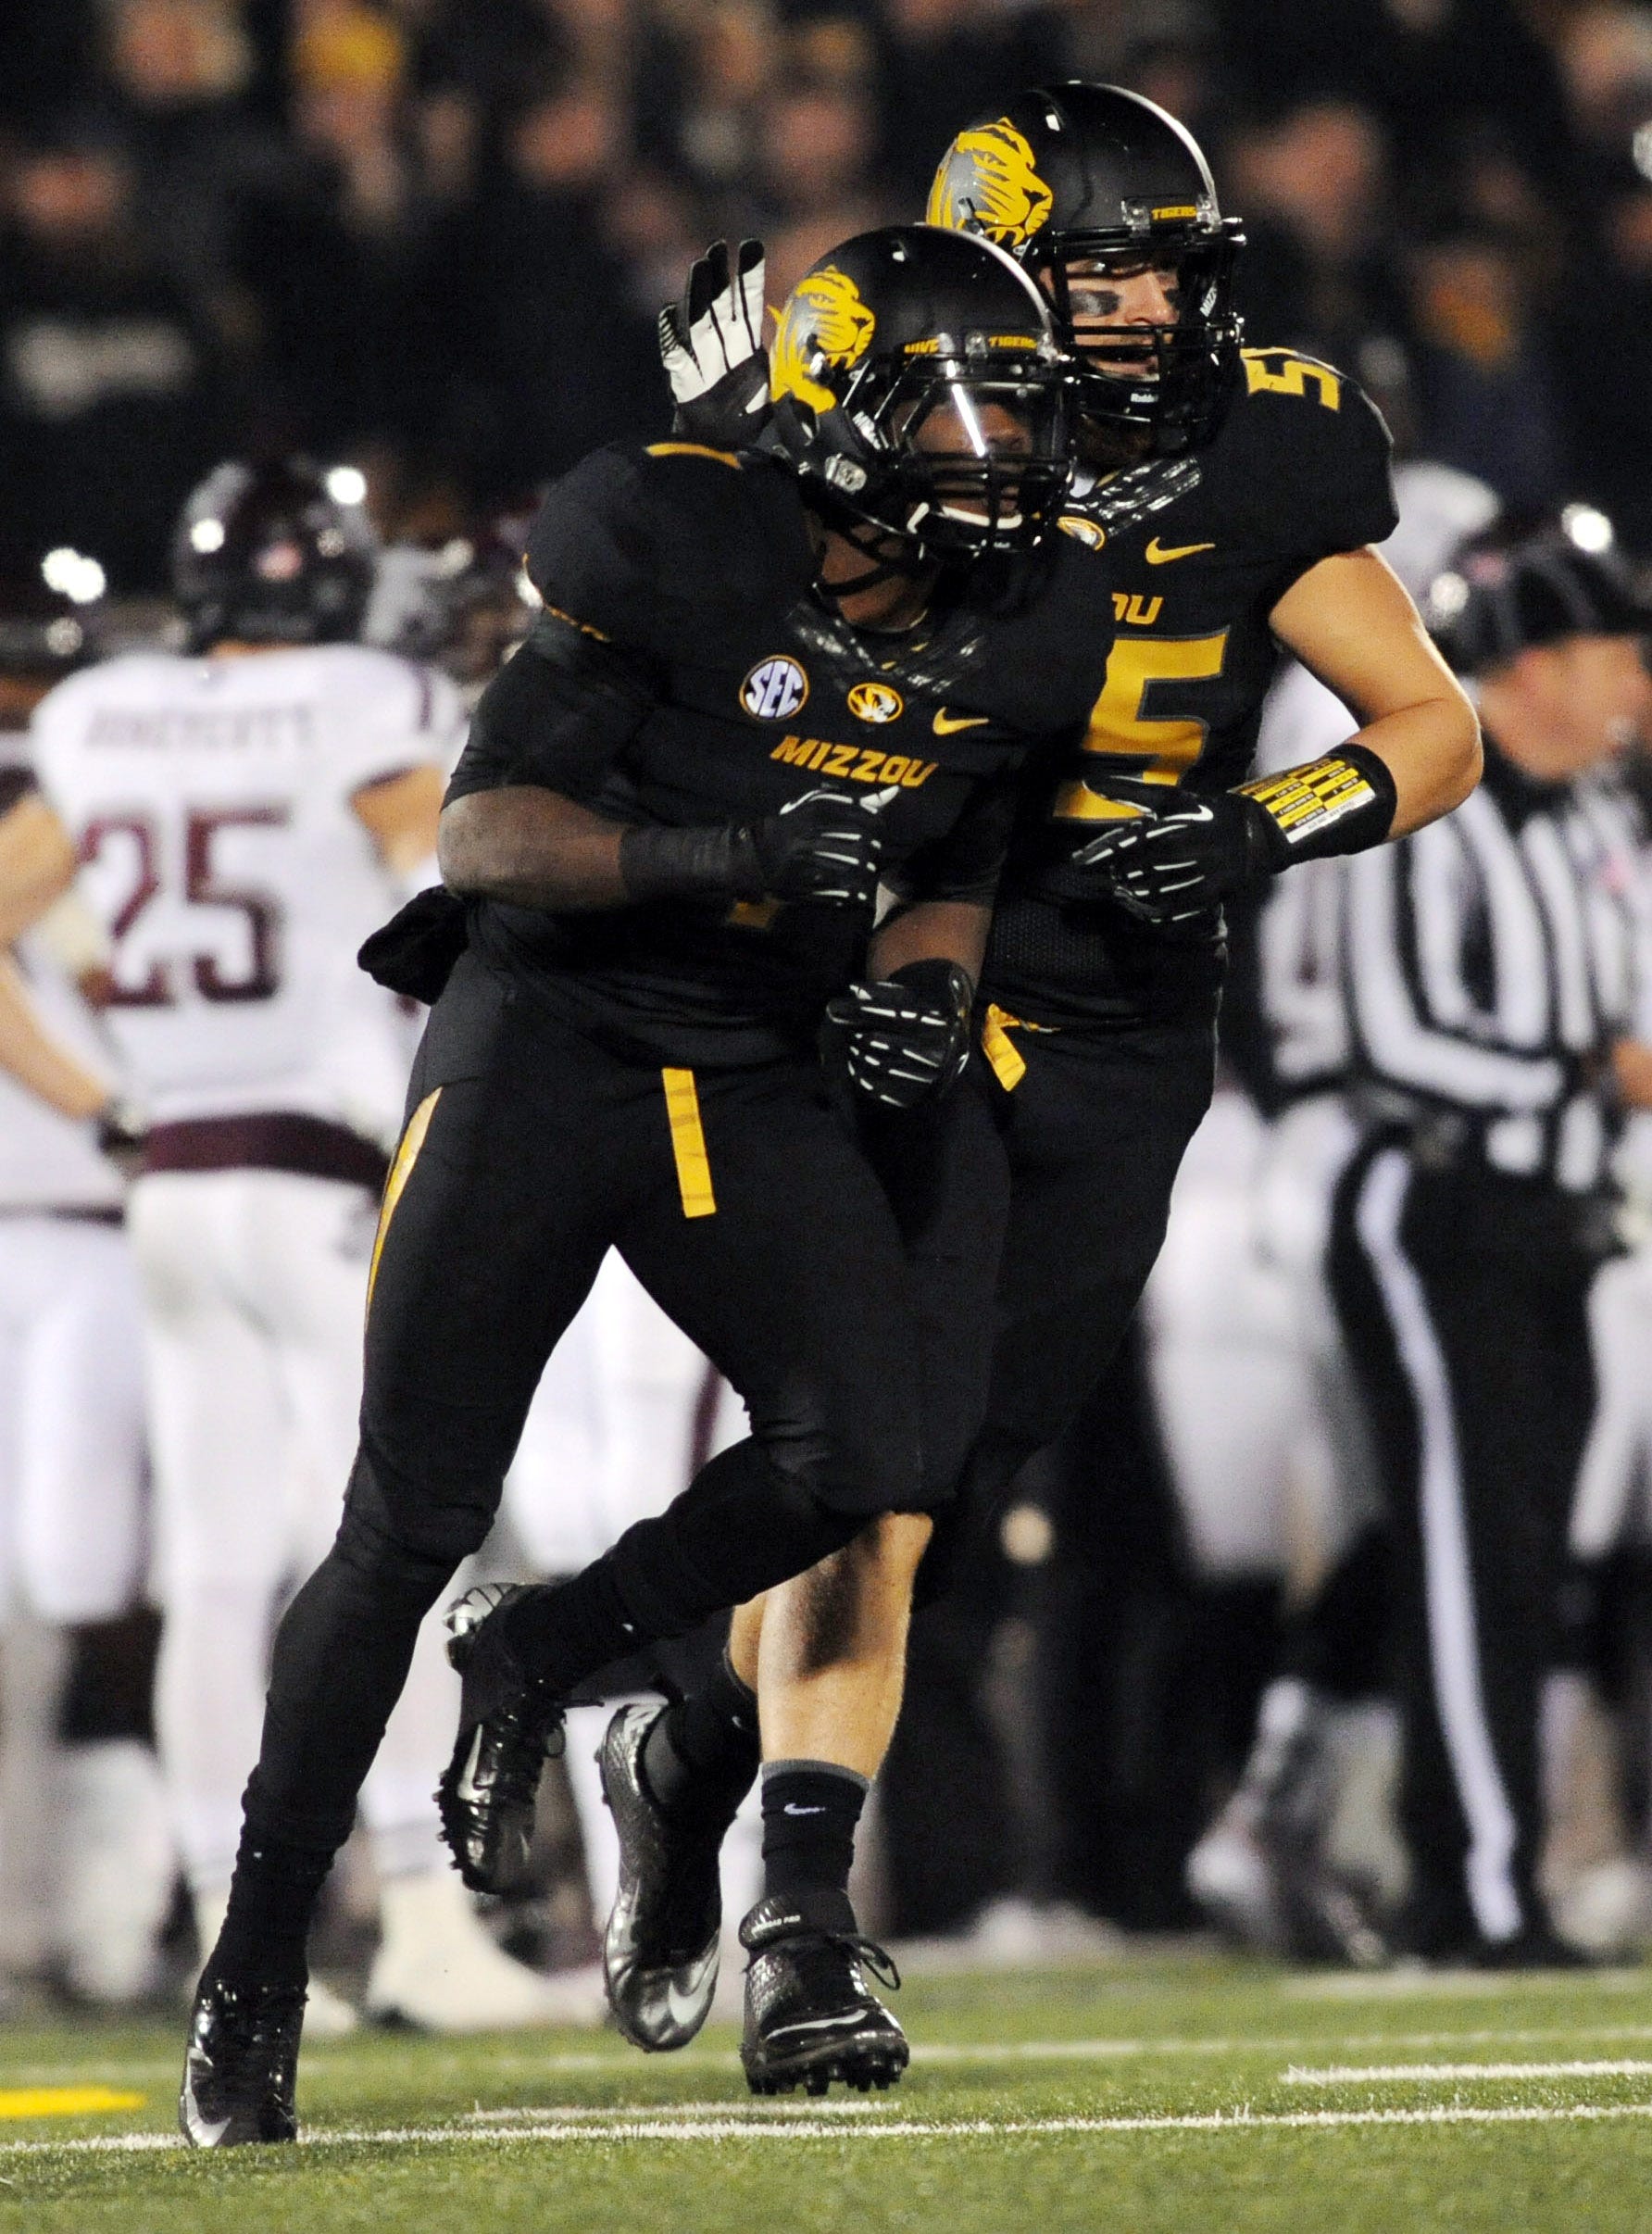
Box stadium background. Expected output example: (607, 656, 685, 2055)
(6, 0, 1652, 591)
(6, 0, 1652, 1963)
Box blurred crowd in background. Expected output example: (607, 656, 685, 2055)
(6, 0, 1652, 595)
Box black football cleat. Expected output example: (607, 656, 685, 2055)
(436, 1584, 566, 1895)
(1468, 1927, 1601, 1972)
(598, 1703, 722, 2052)
(739, 1896, 908, 2096)
(179, 1974, 305, 2146)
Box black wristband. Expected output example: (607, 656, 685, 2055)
(618, 822, 767, 904)
(885, 956, 974, 1015)
(1236, 742, 1398, 870)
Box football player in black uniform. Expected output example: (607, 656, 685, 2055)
(597, 85, 1482, 2084)
(177, 224, 1139, 2142)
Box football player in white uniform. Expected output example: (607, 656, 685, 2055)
(0, 579, 169, 2004)
(22, 464, 585, 2031)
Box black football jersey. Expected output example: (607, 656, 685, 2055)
(982, 349, 1398, 1026)
(445, 440, 1115, 1064)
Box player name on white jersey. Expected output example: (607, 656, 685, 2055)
(33, 644, 462, 1140)
(84, 704, 322, 752)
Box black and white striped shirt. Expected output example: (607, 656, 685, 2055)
(1340, 743, 1652, 1194)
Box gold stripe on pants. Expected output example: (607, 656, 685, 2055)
(368, 1086, 442, 1308)
(661, 1068, 717, 1218)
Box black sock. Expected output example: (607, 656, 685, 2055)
(641, 1651, 760, 1832)
(208, 1831, 335, 1991)
(760, 1762, 868, 1932)
(494, 1443, 861, 1697)
(58, 1610, 162, 1746)
(494, 1561, 640, 1695)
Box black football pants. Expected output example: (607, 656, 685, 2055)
(884, 1004, 1214, 1924)
(1328, 1140, 1598, 1951)
(243, 952, 1006, 1856)
(923, 1002, 1218, 1588)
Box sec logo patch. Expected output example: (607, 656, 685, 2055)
(846, 681, 904, 724)
(740, 656, 808, 720)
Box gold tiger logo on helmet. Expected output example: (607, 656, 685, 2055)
(926, 119, 1055, 248)
(770, 268, 878, 414)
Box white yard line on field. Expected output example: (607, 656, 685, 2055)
(463, 2101, 884, 2122)
(1285, 2059, 1652, 2086)
(14, 2100, 1652, 2158)
(915, 2027, 1652, 2065)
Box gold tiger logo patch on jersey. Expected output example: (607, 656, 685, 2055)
(770, 270, 876, 414)
(846, 682, 904, 724)
(926, 119, 1054, 248)
(1058, 514, 1106, 550)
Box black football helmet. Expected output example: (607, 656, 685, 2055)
(927, 83, 1244, 453)
(762, 225, 1070, 561)
(388, 517, 540, 690)
(1425, 507, 1652, 675)
(172, 459, 378, 653)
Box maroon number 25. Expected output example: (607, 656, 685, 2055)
(79, 805, 289, 1007)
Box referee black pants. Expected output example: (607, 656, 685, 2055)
(1329, 1140, 1597, 1951)
(243, 952, 1006, 1857)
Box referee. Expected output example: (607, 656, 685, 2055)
(1330, 512, 1652, 1964)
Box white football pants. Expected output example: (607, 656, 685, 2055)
(0, 1214, 147, 1623)
(128, 1168, 458, 1892)
(1571, 1239, 1652, 1560)
(1146, 1092, 1376, 1582)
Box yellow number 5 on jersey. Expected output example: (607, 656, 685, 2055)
(1240, 347, 1342, 409)
(1054, 629, 1231, 819)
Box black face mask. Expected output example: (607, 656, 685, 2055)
(1030, 231, 1244, 456)
(820, 358, 1073, 564)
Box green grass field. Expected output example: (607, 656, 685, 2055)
(7, 1951, 1652, 2232)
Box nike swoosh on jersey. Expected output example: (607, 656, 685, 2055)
(1145, 536, 1216, 564)
(932, 709, 992, 734)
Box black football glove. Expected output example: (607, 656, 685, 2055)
(824, 959, 974, 1111)
(744, 784, 895, 909)
(658, 238, 771, 448)
(620, 785, 894, 910)
(1045, 747, 1400, 924)
(1042, 781, 1277, 923)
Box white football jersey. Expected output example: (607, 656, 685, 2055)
(0, 917, 122, 1213)
(0, 748, 119, 1211)
(32, 645, 462, 1141)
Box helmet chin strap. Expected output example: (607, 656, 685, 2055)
(1077, 418, 1155, 474)
(805, 496, 936, 608)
